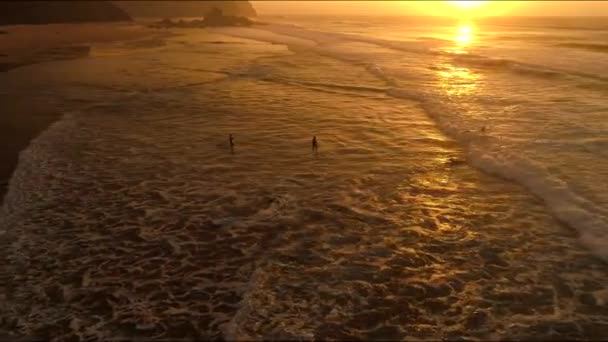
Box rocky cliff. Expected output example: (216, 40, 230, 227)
(0, 1, 132, 26)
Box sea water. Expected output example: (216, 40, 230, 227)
(0, 16, 607, 340)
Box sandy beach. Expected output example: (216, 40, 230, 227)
(0, 23, 153, 71)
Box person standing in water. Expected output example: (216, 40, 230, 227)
(229, 134, 234, 153)
(312, 135, 318, 153)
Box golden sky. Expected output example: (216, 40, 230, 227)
(252, 1, 608, 17)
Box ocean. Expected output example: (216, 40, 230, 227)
(1, 16, 607, 340)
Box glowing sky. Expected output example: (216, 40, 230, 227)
(252, 1, 608, 17)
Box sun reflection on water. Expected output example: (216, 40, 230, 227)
(436, 63, 480, 97)
(453, 22, 476, 51)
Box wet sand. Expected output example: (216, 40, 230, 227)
(0, 23, 152, 71)
(0, 22, 157, 202)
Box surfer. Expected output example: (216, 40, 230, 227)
(229, 134, 234, 153)
(312, 135, 318, 153)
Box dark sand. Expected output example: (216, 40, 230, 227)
(0, 102, 62, 201)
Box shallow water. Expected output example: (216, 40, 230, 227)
(1, 17, 608, 340)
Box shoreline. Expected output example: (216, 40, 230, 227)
(0, 102, 62, 203)
(0, 22, 160, 203)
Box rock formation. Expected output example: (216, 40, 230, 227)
(202, 7, 252, 27)
(148, 7, 254, 29)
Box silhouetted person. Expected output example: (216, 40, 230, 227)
(312, 135, 318, 153)
(229, 134, 234, 153)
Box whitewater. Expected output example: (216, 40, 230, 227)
(1, 15, 607, 340)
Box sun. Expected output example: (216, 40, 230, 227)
(449, 1, 488, 9)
